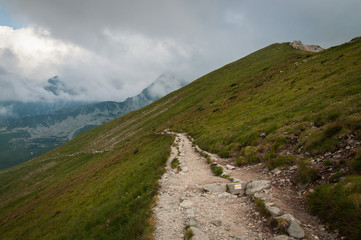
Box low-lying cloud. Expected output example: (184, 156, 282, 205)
(0, 0, 360, 103)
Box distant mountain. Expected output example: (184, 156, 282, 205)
(0, 74, 186, 169)
(0, 100, 86, 119)
(0, 76, 86, 120)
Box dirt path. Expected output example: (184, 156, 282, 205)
(153, 133, 274, 240)
(153, 133, 339, 240)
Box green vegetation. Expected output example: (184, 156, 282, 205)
(307, 176, 361, 239)
(171, 158, 182, 172)
(254, 197, 270, 217)
(296, 159, 319, 184)
(265, 154, 295, 170)
(184, 228, 195, 239)
(351, 151, 361, 173)
(210, 163, 223, 176)
(1, 38, 361, 239)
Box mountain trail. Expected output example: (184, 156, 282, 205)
(153, 133, 339, 240)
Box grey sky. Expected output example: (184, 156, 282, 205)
(0, 0, 360, 102)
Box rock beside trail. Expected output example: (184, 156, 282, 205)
(270, 235, 292, 240)
(265, 202, 283, 217)
(226, 164, 236, 170)
(186, 217, 199, 227)
(287, 221, 305, 239)
(227, 182, 247, 195)
(276, 214, 304, 239)
(277, 214, 301, 225)
(180, 200, 193, 209)
(245, 180, 271, 195)
(203, 183, 227, 193)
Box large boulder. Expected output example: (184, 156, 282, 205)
(245, 180, 271, 195)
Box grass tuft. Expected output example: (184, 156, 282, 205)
(184, 228, 194, 240)
(210, 163, 223, 176)
(265, 154, 295, 170)
(296, 159, 319, 185)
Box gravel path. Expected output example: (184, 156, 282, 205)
(153, 133, 274, 240)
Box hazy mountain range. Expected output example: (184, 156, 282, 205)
(0, 73, 186, 169)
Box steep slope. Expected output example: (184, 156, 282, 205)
(0, 38, 360, 239)
(0, 74, 186, 170)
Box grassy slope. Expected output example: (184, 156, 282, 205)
(0, 38, 361, 239)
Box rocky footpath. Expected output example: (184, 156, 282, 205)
(153, 133, 339, 240)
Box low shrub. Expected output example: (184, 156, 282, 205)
(323, 122, 343, 138)
(350, 151, 361, 174)
(307, 176, 361, 239)
(329, 172, 345, 183)
(296, 159, 318, 185)
(254, 197, 270, 217)
(171, 158, 180, 169)
(184, 228, 194, 239)
(235, 155, 245, 166)
(241, 146, 261, 164)
(210, 163, 223, 176)
(323, 159, 333, 166)
(265, 154, 295, 170)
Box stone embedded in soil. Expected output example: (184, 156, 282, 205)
(276, 214, 301, 225)
(180, 199, 193, 209)
(265, 202, 283, 217)
(245, 180, 271, 195)
(271, 168, 282, 175)
(227, 182, 247, 195)
(270, 235, 292, 240)
(210, 220, 222, 227)
(287, 221, 305, 239)
(203, 183, 227, 193)
(226, 164, 236, 170)
(187, 217, 199, 227)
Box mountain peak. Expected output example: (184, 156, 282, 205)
(44, 76, 75, 96)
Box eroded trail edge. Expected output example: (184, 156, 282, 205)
(153, 133, 337, 240)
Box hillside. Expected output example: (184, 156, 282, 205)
(0, 37, 360, 239)
(0, 74, 185, 170)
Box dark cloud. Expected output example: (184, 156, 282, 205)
(0, 0, 360, 102)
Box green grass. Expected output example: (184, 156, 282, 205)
(1, 38, 361, 239)
(210, 163, 223, 176)
(296, 159, 319, 185)
(265, 154, 296, 170)
(184, 228, 194, 239)
(171, 158, 182, 172)
(307, 176, 361, 240)
(171, 157, 180, 169)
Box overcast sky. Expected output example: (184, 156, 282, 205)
(0, 0, 360, 103)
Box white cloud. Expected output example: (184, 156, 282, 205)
(0, 0, 360, 103)
(0, 25, 194, 102)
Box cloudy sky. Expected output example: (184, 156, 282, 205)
(0, 0, 360, 103)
